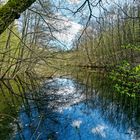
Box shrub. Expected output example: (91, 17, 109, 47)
(110, 61, 140, 97)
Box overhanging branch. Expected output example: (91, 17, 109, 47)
(0, 0, 36, 35)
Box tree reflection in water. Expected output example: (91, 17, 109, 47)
(0, 72, 140, 140)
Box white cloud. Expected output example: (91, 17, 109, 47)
(46, 14, 82, 48)
(54, 19, 81, 44)
(72, 120, 82, 128)
(67, 0, 81, 4)
(91, 124, 108, 138)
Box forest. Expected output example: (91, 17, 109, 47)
(0, 0, 140, 140)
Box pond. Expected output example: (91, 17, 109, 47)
(0, 71, 140, 140)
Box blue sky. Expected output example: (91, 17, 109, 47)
(49, 0, 129, 49)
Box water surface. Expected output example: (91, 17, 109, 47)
(10, 77, 140, 140)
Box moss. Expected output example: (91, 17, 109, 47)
(0, 0, 36, 35)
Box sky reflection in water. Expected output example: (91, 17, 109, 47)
(13, 78, 139, 140)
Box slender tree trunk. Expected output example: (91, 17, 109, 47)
(0, 0, 36, 35)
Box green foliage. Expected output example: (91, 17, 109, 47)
(0, 24, 21, 76)
(110, 61, 140, 97)
(121, 44, 140, 51)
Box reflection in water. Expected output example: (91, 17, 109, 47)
(0, 73, 43, 140)
(0, 72, 140, 140)
(11, 78, 140, 140)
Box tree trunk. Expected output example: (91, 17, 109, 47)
(0, 0, 36, 35)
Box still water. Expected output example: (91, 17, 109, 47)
(0, 72, 140, 140)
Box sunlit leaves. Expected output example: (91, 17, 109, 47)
(110, 61, 140, 97)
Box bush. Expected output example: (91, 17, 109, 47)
(110, 61, 140, 97)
